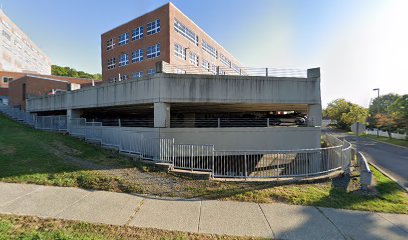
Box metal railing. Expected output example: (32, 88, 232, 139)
(35, 115, 67, 131)
(0, 104, 35, 126)
(1, 111, 351, 180)
(161, 63, 308, 78)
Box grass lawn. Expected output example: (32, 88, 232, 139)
(1, 114, 407, 214)
(362, 134, 408, 148)
(0, 214, 260, 240)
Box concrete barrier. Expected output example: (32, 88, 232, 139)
(358, 152, 373, 190)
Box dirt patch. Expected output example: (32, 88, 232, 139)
(0, 145, 16, 155)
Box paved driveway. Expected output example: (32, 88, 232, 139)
(325, 130, 408, 190)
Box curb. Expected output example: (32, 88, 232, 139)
(368, 161, 408, 193)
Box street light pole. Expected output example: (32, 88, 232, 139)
(373, 88, 380, 137)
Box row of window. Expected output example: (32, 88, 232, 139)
(108, 69, 156, 82)
(174, 18, 198, 45)
(106, 19, 160, 50)
(107, 43, 160, 70)
(202, 40, 217, 59)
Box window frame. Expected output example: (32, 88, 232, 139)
(132, 49, 144, 63)
(132, 26, 144, 41)
(118, 53, 129, 67)
(147, 19, 160, 35)
(147, 43, 160, 59)
(118, 33, 129, 46)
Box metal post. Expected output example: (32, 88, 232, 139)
(118, 118, 121, 127)
(211, 146, 215, 178)
(217, 118, 221, 128)
(216, 66, 220, 75)
(266, 68, 268, 77)
(239, 69, 242, 76)
(267, 118, 270, 127)
(244, 152, 248, 179)
(191, 145, 194, 172)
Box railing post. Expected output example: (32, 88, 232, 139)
(239, 69, 242, 76)
(267, 118, 270, 127)
(266, 68, 268, 77)
(244, 152, 248, 179)
(211, 146, 215, 178)
(190, 145, 194, 172)
(118, 118, 121, 127)
(217, 118, 221, 128)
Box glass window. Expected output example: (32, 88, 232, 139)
(220, 54, 231, 68)
(132, 49, 144, 63)
(118, 33, 129, 46)
(118, 53, 129, 67)
(148, 68, 156, 75)
(147, 19, 160, 35)
(132, 26, 144, 40)
(107, 58, 116, 70)
(189, 52, 199, 66)
(147, 43, 160, 59)
(174, 43, 186, 60)
(119, 74, 128, 81)
(202, 40, 217, 59)
(174, 19, 198, 45)
(106, 38, 114, 50)
(132, 71, 144, 79)
(202, 59, 210, 71)
(2, 77, 13, 83)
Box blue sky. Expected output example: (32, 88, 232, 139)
(1, 0, 407, 106)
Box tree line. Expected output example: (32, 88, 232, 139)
(51, 65, 102, 80)
(323, 94, 407, 137)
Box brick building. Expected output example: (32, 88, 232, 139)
(101, 2, 243, 82)
(0, 9, 51, 75)
(7, 73, 95, 110)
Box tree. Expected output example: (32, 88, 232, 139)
(324, 99, 368, 130)
(341, 104, 368, 127)
(368, 94, 408, 136)
(51, 65, 102, 80)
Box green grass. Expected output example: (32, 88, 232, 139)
(0, 214, 259, 240)
(1, 114, 408, 214)
(362, 134, 408, 148)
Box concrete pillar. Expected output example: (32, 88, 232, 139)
(154, 102, 170, 128)
(67, 109, 83, 132)
(308, 104, 322, 127)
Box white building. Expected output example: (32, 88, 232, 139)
(0, 9, 51, 74)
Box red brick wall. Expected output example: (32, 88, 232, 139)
(101, 4, 171, 81)
(8, 76, 81, 110)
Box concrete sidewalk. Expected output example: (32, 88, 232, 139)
(0, 182, 407, 240)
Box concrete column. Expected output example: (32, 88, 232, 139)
(67, 109, 83, 132)
(308, 104, 322, 127)
(154, 102, 170, 128)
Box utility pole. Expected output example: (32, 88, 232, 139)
(373, 88, 380, 137)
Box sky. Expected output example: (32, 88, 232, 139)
(1, 0, 407, 107)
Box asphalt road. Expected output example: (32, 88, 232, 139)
(324, 129, 408, 190)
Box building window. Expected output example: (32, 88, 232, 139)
(148, 68, 156, 75)
(106, 38, 115, 50)
(107, 58, 116, 70)
(119, 74, 128, 81)
(147, 19, 160, 35)
(2, 77, 13, 83)
(119, 53, 129, 67)
(174, 19, 198, 45)
(118, 33, 129, 46)
(132, 49, 144, 63)
(175, 68, 186, 74)
(189, 52, 199, 66)
(147, 43, 160, 59)
(132, 26, 144, 41)
(202, 59, 210, 71)
(202, 40, 217, 59)
(109, 77, 118, 83)
(174, 43, 186, 60)
(133, 71, 144, 79)
(210, 64, 217, 75)
(220, 54, 231, 68)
